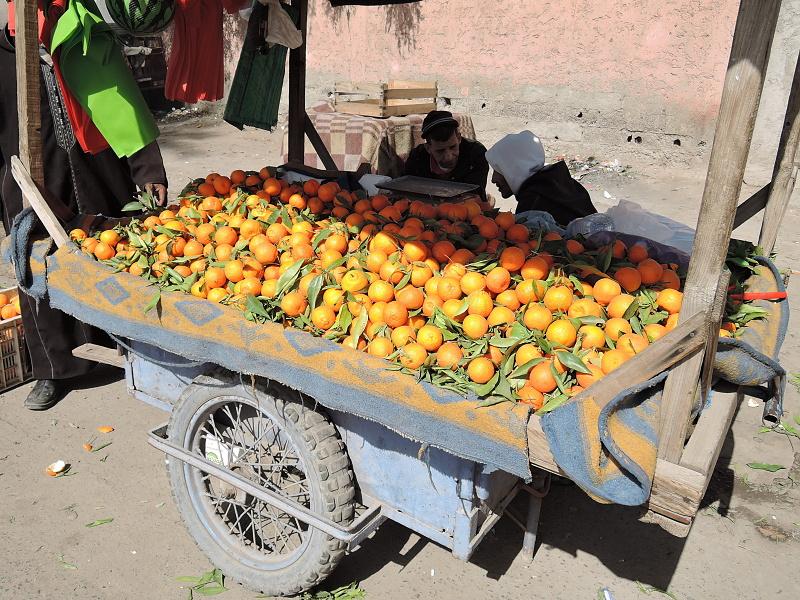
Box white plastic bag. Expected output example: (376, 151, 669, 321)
(605, 200, 696, 254)
(260, 0, 303, 49)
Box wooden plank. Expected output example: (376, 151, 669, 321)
(287, 0, 308, 163)
(334, 81, 386, 95)
(304, 113, 338, 171)
(72, 343, 125, 369)
(15, 0, 44, 195)
(10, 156, 70, 248)
(383, 88, 438, 100)
(387, 79, 437, 89)
(699, 271, 731, 399)
(759, 50, 800, 254)
(681, 388, 740, 475)
(659, 1, 781, 463)
(382, 102, 437, 117)
(732, 183, 770, 230)
(639, 510, 692, 538)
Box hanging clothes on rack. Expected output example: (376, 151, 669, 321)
(224, 1, 297, 131)
(164, 0, 247, 104)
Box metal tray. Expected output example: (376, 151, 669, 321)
(377, 175, 478, 200)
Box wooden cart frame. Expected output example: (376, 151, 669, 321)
(12, 1, 798, 537)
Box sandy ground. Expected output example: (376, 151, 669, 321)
(1, 114, 799, 600)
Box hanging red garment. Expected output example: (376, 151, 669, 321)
(8, 0, 110, 154)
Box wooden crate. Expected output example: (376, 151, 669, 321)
(0, 287, 31, 392)
(333, 80, 437, 118)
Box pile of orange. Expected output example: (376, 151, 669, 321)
(70, 168, 719, 411)
(0, 292, 20, 321)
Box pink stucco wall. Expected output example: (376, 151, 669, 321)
(303, 0, 742, 156)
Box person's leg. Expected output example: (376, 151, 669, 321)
(18, 290, 99, 410)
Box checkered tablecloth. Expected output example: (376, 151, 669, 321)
(281, 101, 476, 177)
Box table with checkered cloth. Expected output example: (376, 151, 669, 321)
(281, 101, 476, 177)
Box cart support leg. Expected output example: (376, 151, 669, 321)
(521, 493, 542, 561)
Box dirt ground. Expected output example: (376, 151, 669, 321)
(1, 114, 799, 600)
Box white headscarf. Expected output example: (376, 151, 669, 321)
(485, 131, 546, 195)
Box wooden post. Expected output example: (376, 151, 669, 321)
(288, 0, 309, 163)
(759, 51, 800, 254)
(15, 0, 45, 199)
(658, 1, 781, 463)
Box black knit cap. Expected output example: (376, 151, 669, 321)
(421, 110, 458, 139)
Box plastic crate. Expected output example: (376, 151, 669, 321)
(1, 287, 31, 392)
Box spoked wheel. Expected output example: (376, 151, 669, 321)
(166, 373, 355, 596)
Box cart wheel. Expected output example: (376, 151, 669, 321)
(165, 372, 355, 596)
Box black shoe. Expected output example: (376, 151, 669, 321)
(24, 379, 65, 411)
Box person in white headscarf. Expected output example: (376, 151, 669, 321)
(486, 131, 596, 226)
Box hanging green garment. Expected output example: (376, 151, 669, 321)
(224, 2, 297, 131)
(50, 0, 159, 158)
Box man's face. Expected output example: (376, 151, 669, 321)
(492, 171, 513, 198)
(425, 131, 461, 172)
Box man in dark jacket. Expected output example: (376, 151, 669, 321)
(486, 130, 597, 226)
(0, 17, 168, 410)
(403, 110, 489, 200)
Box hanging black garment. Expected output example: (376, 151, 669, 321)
(329, 1, 420, 5)
(513, 161, 598, 227)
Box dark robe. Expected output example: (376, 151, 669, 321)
(403, 138, 489, 200)
(513, 160, 598, 226)
(0, 26, 166, 380)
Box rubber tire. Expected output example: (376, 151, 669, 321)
(166, 371, 355, 596)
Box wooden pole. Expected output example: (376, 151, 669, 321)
(288, 0, 308, 163)
(658, 0, 781, 463)
(758, 51, 800, 254)
(15, 0, 45, 200)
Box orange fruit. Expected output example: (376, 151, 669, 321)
(546, 319, 578, 347)
(431, 240, 457, 263)
(614, 267, 642, 293)
(517, 385, 545, 409)
(368, 337, 394, 358)
(467, 357, 495, 384)
(460, 271, 486, 295)
(224, 260, 245, 283)
(637, 258, 664, 285)
(516, 279, 546, 305)
(617, 333, 649, 355)
(443, 262, 467, 280)
(311, 305, 337, 330)
(523, 304, 554, 331)
(190, 279, 207, 298)
(436, 342, 463, 369)
(567, 298, 603, 318)
(578, 325, 606, 349)
(601, 348, 631, 374)
(403, 240, 429, 263)
(592, 278, 622, 306)
(368, 280, 395, 303)
(607, 294, 636, 319)
(644, 323, 668, 342)
(499, 247, 526, 272)
(384, 301, 409, 328)
(399, 342, 428, 369)
(417, 325, 444, 352)
(239, 219, 264, 240)
(396, 286, 424, 310)
(485, 267, 511, 294)
(391, 325, 416, 348)
(410, 264, 434, 287)
(281, 291, 308, 317)
(665, 313, 680, 331)
(656, 289, 683, 314)
(206, 288, 228, 303)
(99, 229, 120, 246)
(495, 211, 516, 230)
(495, 289, 521, 311)
(627, 243, 649, 264)
(604, 317, 632, 341)
(576, 364, 604, 389)
(487, 306, 516, 327)
(612, 239, 627, 259)
(505, 224, 529, 243)
(442, 299, 466, 322)
(0, 293, 9, 308)
(368, 301, 387, 324)
(93, 242, 114, 260)
(438, 277, 463, 301)
(520, 257, 549, 281)
(515, 343, 542, 367)
(341, 269, 369, 293)
(660, 269, 681, 291)
(214, 226, 238, 246)
(462, 314, 489, 339)
(422, 294, 443, 317)
(529, 361, 558, 393)
(1, 304, 19, 319)
(543, 285, 573, 312)
(565, 239, 585, 255)
(467, 291, 494, 318)
(379, 261, 404, 285)
(236, 277, 263, 296)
